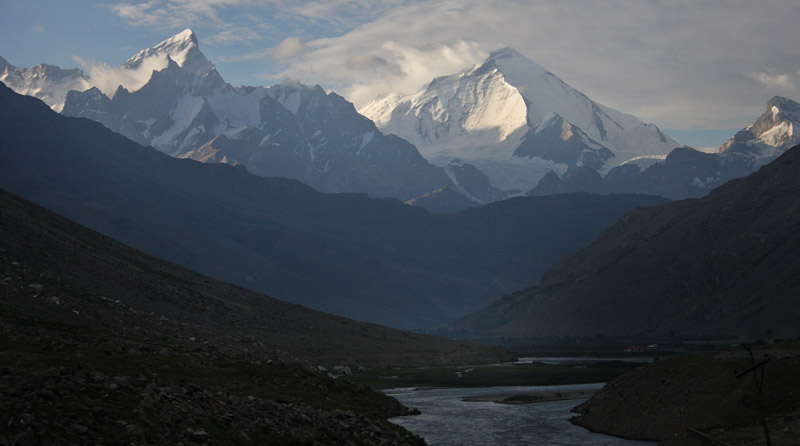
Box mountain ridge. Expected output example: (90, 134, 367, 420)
(447, 143, 800, 340)
(527, 96, 800, 200)
(0, 81, 668, 329)
(4, 30, 460, 204)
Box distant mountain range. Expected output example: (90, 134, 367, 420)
(447, 143, 800, 340)
(57, 30, 458, 203)
(0, 82, 667, 329)
(4, 32, 798, 208)
(528, 96, 800, 199)
(0, 54, 91, 112)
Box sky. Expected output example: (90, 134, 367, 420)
(1, 0, 799, 149)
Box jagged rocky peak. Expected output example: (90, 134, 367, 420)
(515, 113, 614, 170)
(752, 96, 800, 136)
(720, 96, 799, 154)
(536, 113, 579, 139)
(124, 28, 213, 77)
(265, 81, 331, 116)
(767, 95, 800, 123)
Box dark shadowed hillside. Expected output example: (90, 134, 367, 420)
(0, 82, 667, 329)
(1, 188, 462, 445)
(449, 144, 800, 340)
(0, 188, 511, 367)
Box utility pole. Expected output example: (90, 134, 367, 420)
(736, 348, 771, 446)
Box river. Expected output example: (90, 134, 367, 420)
(386, 383, 653, 445)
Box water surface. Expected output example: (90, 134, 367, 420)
(387, 384, 653, 446)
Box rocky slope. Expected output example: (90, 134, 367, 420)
(0, 187, 513, 367)
(0, 81, 666, 329)
(448, 143, 800, 340)
(0, 191, 450, 445)
(571, 346, 800, 445)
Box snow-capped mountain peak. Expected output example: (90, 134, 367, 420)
(0, 56, 91, 112)
(360, 47, 678, 192)
(720, 96, 799, 160)
(47, 32, 455, 202)
(124, 28, 212, 77)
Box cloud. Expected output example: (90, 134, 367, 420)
(32, 23, 45, 33)
(107, 0, 167, 28)
(100, 0, 800, 130)
(214, 36, 309, 64)
(271, 37, 308, 62)
(205, 27, 261, 45)
(74, 54, 170, 97)
(342, 40, 484, 105)
(106, 0, 261, 29)
(747, 71, 796, 92)
(269, 0, 800, 130)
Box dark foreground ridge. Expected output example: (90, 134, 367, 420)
(570, 344, 800, 445)
(0, 188, 504, 444)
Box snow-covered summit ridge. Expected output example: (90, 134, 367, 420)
(125, 29, 213, 77)
(486, 46, 549, 78)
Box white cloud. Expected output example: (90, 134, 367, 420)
(106, 0, 261, 29)
(107, 0, 167, 28)
(74, 54, 170, 97)
(101, 0, 800, 130)
(747, 71, 796, 92)
(205, 28, 261, 45)
(343, 40, 484, 105)
(32, 22, 45, 33)
(269, 0, 800, 130)
(271, 37, 308, 62)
